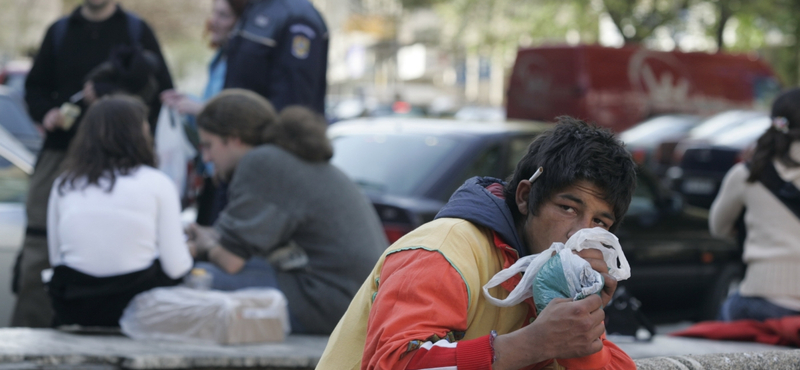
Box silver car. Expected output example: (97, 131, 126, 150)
(0, 123, 34, 327)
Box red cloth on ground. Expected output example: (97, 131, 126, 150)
(670, 316, 800, 347)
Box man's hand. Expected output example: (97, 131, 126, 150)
(42, 108, 65, 131)
(186, 223, 221, 259)
(161, 89, 203, 115)
(185, 223, 246, 274)
(186, 224, 219, 256)
(492, 295, 606, 370)
(575, 249, 617, 307)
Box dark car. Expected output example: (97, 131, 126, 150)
(329, 117, 741, 323)
(617, 167, 742, 323)
(619, 114, 702, 180)
(0, 85, 42, 154)
(329, 118, 549, 242)
(671, 114, 769, 209)
(670, 110, 765, 168)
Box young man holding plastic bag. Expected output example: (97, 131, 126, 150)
(319, 117, 638, 369)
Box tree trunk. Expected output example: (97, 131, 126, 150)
(716, 3, 732, 52)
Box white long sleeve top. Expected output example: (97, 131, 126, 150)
(709, 142, 800, 310)
(47, 166, 192, 279)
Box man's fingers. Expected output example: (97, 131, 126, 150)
(584, 257, 608, 274)
(600, 273, 617, 306)
(575, 249, 603, 259)
(549, 297, 573, 305)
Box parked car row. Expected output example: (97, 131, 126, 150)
(620, 110, 771, 209)
(329, 117, 742, 323)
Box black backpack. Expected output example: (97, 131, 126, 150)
(757, 161, 800, 219)
(51, 12, 143, 54)
(604, 286, 656, 341)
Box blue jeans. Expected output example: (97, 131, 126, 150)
(195, 258, 278, 291)
(194, 258, 305, 333)
(719, 291, 800, 321)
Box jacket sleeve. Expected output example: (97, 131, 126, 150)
(269, 19, 327, 112)
(554, 334, 636, 370)
(709, 163, 747, 238)
(214, 152, 295, 260)
(362, 249, 495, 370)
(154, 173, 193, 279)
(46, 181, 62, 267)
(24, 24, 59, 124)
(363, 248, 636, 370)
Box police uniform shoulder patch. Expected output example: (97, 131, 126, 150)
(292, 35, 311, 59)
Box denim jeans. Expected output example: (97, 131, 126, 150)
(195, 258, 278, 291)
(194, 258, 305, 333)
(719, 291, 800, 321)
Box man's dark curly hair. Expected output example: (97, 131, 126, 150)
(503, 116, 637, 232)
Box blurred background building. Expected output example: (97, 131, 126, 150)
(3, 0, 800, 117)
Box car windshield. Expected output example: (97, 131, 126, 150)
(687, 111, 764, 140)
(620, 115, 700, 147)
(712, 116, 770, 148)
(331, 133, 462, 196)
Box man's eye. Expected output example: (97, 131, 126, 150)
(559, 205, 575, 213)
(594, 219, 609, 227)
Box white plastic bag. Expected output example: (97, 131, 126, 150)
(120, 287, 290, 345)
(482, 227, 630, 308)
(155, 106, 196, 199)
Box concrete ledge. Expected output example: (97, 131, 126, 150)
(635, 350, 800, 369)
(0, 328, 327, 370)
(0, 328, 798, 369)
(611, 334, 792, 359)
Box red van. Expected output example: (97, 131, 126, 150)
(506, 45, 780, 133)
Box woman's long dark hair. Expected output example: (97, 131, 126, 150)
(747, 88, 800, 182)
(58, 95, 155, 193)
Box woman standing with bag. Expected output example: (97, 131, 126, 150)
(160, 0, 248, 225)
(46, 95, 193, 327)
(710, 88, 800, 321)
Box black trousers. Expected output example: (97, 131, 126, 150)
(48, 260, 181, 327)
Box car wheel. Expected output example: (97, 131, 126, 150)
(698, 263, 743, 321)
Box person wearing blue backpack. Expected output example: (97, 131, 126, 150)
(14, 0, 174, 327)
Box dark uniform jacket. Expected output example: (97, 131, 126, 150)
(224, 0, 328, 114)
(24, 5, 173, 152)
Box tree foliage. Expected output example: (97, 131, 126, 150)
(602, 0, 691, 44)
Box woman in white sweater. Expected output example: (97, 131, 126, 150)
(46, 95, 192, 327)
(710, 88, 800, 321)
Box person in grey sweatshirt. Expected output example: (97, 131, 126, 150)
(186, 88, 388, 334)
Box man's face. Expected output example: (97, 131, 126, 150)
(198, 129, 241, 181)
(520, 180, 615, 255)
(83, 0, 113, 10)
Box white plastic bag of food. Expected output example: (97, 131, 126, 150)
(482, 227, 630, 311)
(120, 286, 290, 345)
(154, 106, 196, 199)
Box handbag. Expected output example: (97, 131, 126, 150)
(604, 286, 656, 341)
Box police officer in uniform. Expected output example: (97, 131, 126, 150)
(193, 0, 328, 226)
(224, 0, 328, 114)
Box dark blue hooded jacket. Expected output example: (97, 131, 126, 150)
(435, 176, 528, 257)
